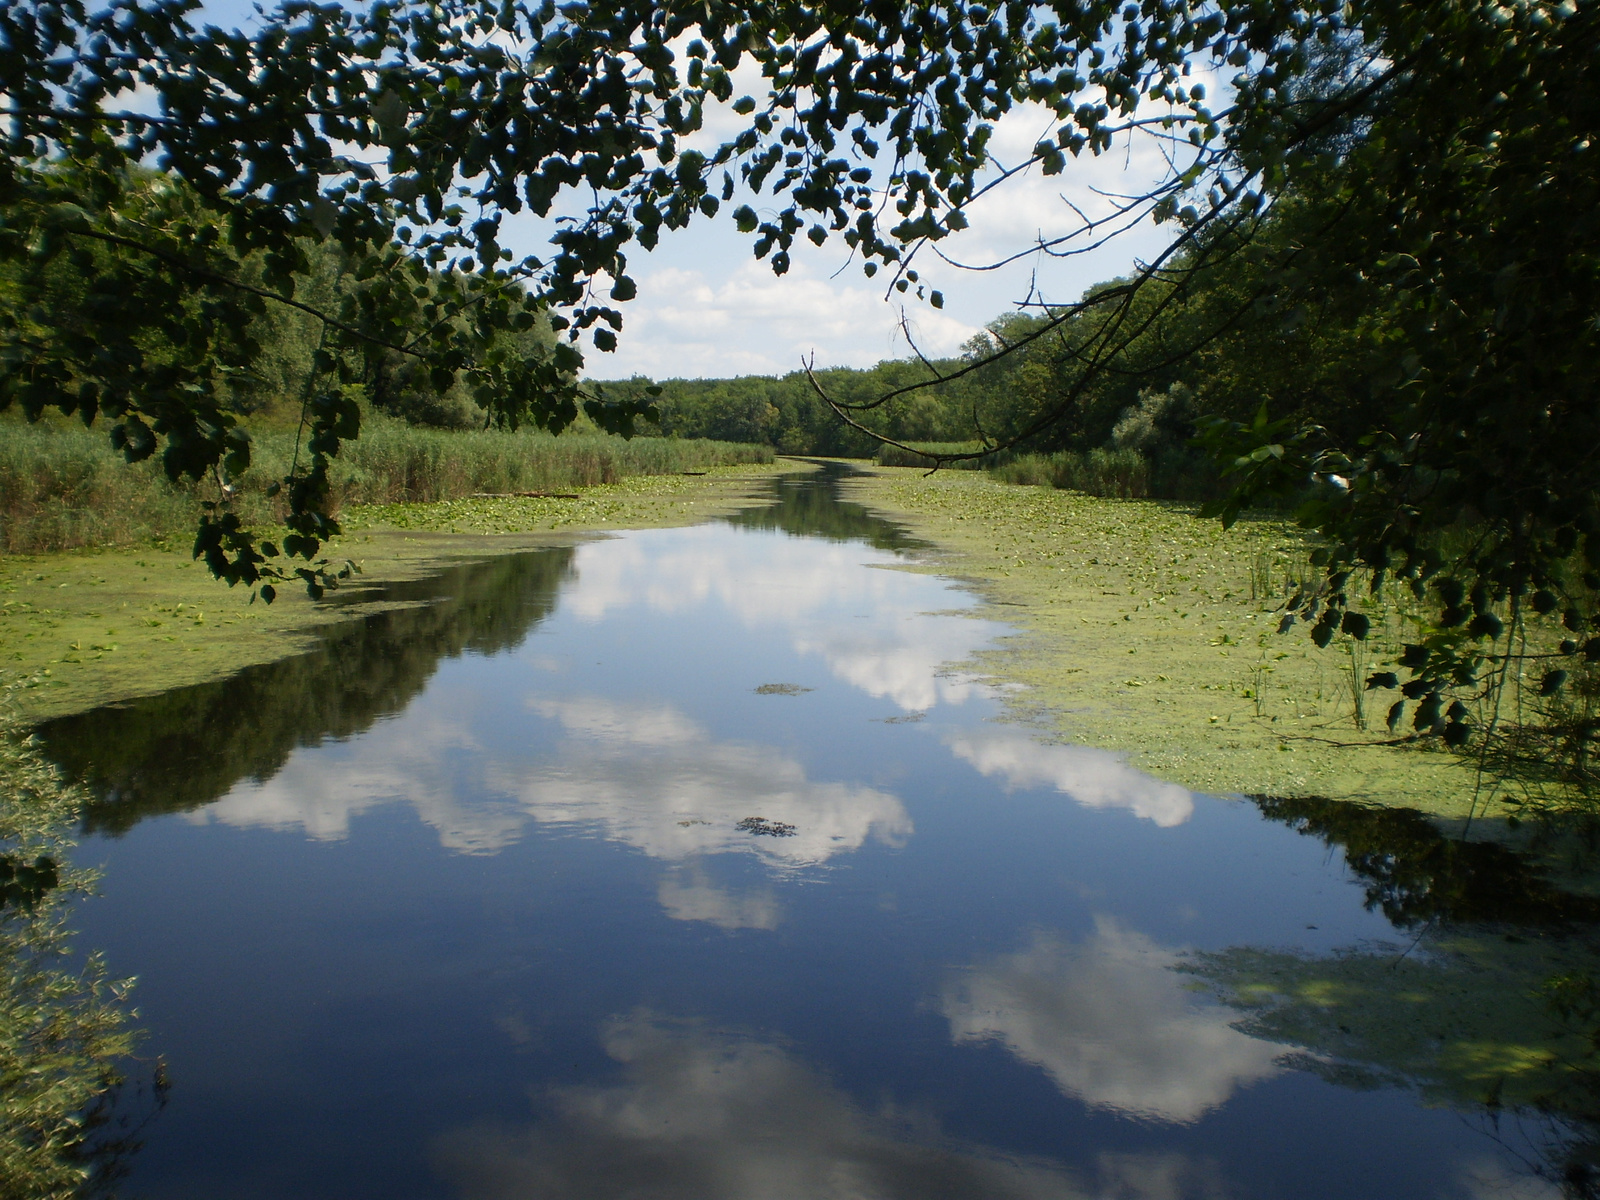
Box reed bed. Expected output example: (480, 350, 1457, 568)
(988, 448, 1152, 498)
(874, 442, 993, 469)
(0, 420, 772, 553)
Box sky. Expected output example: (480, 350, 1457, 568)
(494, 106, 1178, 381)
(189, 0, 1181, 382)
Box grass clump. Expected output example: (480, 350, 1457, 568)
(0, 417, 772, 554)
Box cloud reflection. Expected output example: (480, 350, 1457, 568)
(563, 530, 996, 711)
(195, 694, 910, 884)
(503, 697, 912, 868)
(657, 866, 781, 931)
(187, 708, 527, 854)
(431, 1011, 1232, 1199)
(944, 730, 1194, 827)
(942, 919, 1281, 1123)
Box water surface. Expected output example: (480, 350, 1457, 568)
(38, 465, 1597, 1199)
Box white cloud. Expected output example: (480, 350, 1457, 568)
(583, 98, 1193, 378)
(611, 255, 979, 379)
(430, 1011, 1233, 1199)
(944, 729, 1195, 827)
(942, 920, 1281, 1124)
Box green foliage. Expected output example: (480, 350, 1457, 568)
(0, 0, 1376, 594)
(597, 361, 995, 458)
(0, 714, 141, 1198)
(1172, 6, 1600, 761)
(876, 443, 991, 469)
(998, 448, 1151, 499)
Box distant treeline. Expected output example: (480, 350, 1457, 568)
(594, 349, 1224, 502)
(594, 183, 1445, 505)
(595, 361, 975, 459)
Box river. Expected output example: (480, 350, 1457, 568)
(35, 464, 1597, 1198)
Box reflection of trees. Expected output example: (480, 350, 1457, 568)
(1251, 795, 1600, 929)
(0, 723, 149, 1198)
(1185, 796, 1600, 1197)
(725, 462, 924, 551)
(38, 547, 574, 835)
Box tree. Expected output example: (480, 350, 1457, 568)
(2, 0, 1345, 586)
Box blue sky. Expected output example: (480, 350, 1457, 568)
(191, 0, 1176, 381)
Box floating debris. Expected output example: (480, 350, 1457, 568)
(877, 711, 927, 724)
(754, 683, 813, 696)
(736, 816, 797, 837)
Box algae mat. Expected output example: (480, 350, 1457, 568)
(844, 468, 1486, 817)
(1, 464, 798, 723)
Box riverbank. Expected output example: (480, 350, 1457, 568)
(844, 467, 1488, 817)
(1, 462, 800, 723)
(0, 417, 773, 555)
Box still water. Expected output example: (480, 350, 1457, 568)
(39, 466, 1596, 1198)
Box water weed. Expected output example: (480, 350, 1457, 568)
(846, 467, 1483, 815)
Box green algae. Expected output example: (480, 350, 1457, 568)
(843, 467, 1488, 816)
(1185, 930, 1600, 1115)
(0, 463, 799, 724)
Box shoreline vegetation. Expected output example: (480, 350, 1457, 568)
(0, 456, 793, 724)
(0, 715, 141, 1196)
(0, 415, 773, 556)
(843, 467, 1492, 820)
(0, 445, 1512, 818)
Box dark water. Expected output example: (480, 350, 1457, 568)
(36, 465, 1600, 1199)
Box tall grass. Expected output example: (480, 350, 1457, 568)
(989, 448, 1152, 498)
(0, 418, 772, 553)
(874, 442, 993, 469)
